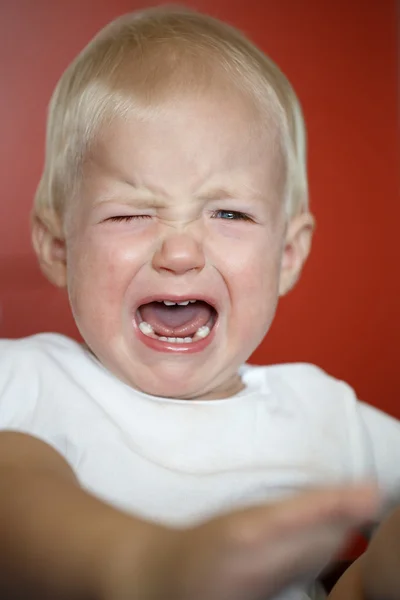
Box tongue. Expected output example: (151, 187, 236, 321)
(139, 301, 213, 337)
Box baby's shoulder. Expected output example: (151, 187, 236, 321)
(0, 333, 83, 364)
(0, 333, 86, 394)
(242, 361, 358, 412)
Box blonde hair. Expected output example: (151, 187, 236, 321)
(34, 6, 308, 223)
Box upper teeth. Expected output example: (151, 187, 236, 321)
(161, 300, 196, 306)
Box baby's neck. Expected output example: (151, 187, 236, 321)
(192, 373, 245, 401)
(82, 343, 245, 401)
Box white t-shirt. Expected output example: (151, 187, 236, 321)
(1, 333, 400, 600)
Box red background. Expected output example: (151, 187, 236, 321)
(0, 1, 398, 415)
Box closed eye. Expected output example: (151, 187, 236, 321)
(106, 215, 152, 223)
(210, 210, 253, 222)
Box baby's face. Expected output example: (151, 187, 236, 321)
(63, 91, 291, 399)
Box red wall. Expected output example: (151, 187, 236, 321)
(0, 1, 398, 414)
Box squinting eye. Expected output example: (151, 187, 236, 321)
(211, 210, 253, 222)
(106, 215, 152, 223)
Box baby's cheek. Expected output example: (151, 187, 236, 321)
(67, 244, 124, 319)
(234, 245, 280, 288)
(234, 251, 281, 319)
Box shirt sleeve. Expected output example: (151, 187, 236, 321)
(357, 400, 400, 517)
(0, 338, 39, 428)
(0, 337, 81, 469)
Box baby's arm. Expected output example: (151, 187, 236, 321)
(0, 431, 170, 599)
(0, 430, 379, 600)
(329, 508, 400, 600)
(327, 558, 364, 599)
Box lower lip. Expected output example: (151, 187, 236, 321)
(132, 319, 217, 353)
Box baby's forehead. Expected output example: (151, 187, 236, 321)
(87, 92, 285, 201)
(100, 81, 281, 156)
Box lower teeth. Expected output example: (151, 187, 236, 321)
(161, 336, 192, 343)
(138, 321, 210, 343)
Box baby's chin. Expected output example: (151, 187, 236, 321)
(83, 330, 247, 400)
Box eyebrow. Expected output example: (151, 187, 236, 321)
(197, 187, 237, 201)
(95, 182, 170, 209)
(196, 184, 265, 203)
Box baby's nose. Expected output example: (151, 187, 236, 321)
(152, 233, 205, 276)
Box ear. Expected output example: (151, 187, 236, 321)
(31, 210, 68, 288)
(278, 211, 315, 296)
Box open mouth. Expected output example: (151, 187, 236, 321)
(135, 299, 217, 344)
